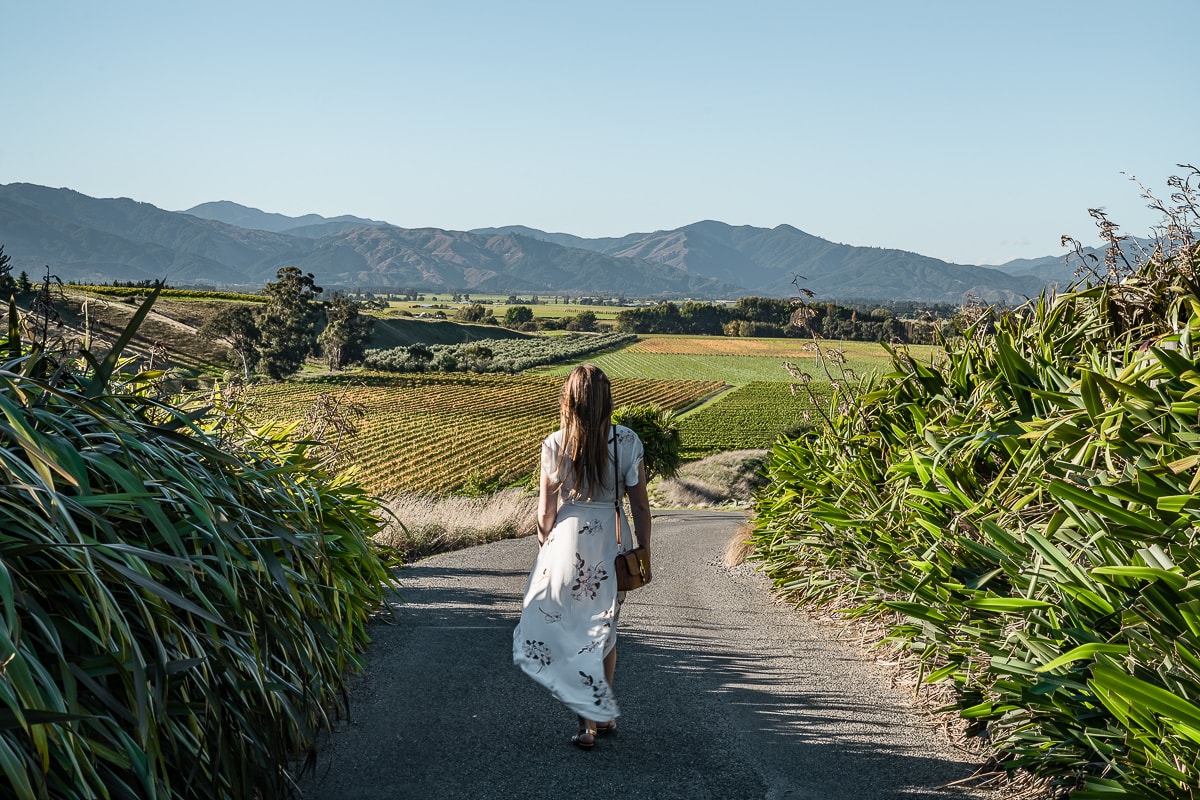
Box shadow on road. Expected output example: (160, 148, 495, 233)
(300, 553, 994, 800)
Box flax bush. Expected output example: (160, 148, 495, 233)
(752, 167, 1200, 798)
(0, 291, 393, 799)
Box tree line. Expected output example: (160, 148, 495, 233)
(613, 297, 958, 344)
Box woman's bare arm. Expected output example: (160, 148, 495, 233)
(537, 470, 560, 546)
(626, 461, 652, 549)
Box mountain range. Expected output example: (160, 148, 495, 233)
(0, 182, 1083, 302)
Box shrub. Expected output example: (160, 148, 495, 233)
(0, 291, 393, 799)
(751, 167, 1200, 796)
(612, 403, 681, 481)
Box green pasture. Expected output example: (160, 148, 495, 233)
(538, 351, 799, 383)
(536, 337, 931, 385)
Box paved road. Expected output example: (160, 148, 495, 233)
(298, 511, 997, 800)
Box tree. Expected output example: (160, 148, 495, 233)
(0, 245, 13, 296)
(503, 305, 534, 327)
(259, 267, 322, 379)
(566, 310, 597, 332)
(319, 293, 375, 370)
(199, 304, 262, 380)
(680, 301, 728, 335)
(455, 303, 492, 323)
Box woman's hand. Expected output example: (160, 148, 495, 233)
(627, 462, 652, 550)
(537, 471, 560, 548)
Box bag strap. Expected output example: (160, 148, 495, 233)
(613, 427, 622, 549)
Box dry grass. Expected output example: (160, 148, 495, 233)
(649, 449, 769, 509)
(375, 488, 538, 560)
(374, 450, 769, 561)
(723, 523, 756, 566)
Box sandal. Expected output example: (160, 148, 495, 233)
(595, 720, 617, 735)
(571, 727, 597, 749)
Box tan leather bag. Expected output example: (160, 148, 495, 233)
(614, 546, 652, 591)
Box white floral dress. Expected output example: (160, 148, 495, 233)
(512, 424, 644, 723)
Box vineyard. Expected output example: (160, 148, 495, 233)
(676, 381, 834, 458)
(244, 336, 920, 494)
(363, 332, 636, 373)
(246, 372, 722, 494)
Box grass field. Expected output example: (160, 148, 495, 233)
(245, 372, 722, 495)
(539, 350, 801, 383)
(536, 335, 925, 385)
(26, 289, 237, 375)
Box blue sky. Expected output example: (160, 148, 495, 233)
(3, 0, 1195, 265)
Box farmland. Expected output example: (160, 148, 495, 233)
(676, 381, 834, 458)
(244, 334, 916, 495)
(382, 295, 625, 322)
(245, 372, 722, 495)
(538, 335, 924, 384)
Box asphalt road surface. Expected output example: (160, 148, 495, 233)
(297, 510, 998, 800)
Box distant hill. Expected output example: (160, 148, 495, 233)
(1, 182, 1068, 302)
(987, 237, 1155, 285)
(183, 201, 385, 236)
(476, 221, 1050, 302)
(0, 184, 291, 285)
(273, 226, 740, 296)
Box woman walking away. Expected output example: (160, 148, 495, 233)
(513, 364, 652, 749)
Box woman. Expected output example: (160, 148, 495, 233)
(512, 364, 652, 749)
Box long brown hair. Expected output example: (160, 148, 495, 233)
(558, 364, 612, 499)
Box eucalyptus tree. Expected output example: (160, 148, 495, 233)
(199, 303, 261, 379)
(319, 293, 375, 370)
(259, 267, 322, 379)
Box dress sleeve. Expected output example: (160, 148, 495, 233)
(623, 429, 645, 487)
(541, 432, 562, 484)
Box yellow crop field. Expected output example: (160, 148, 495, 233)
(627, 336, 822, 357)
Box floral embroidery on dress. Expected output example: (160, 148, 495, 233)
(523, 640, 553, 672)
(538, 607, 562, 624)
(578, 671, 612, 707)
(577, 622, 610, 654)
(571, 553, 607, 601)
(578, 519, 603, 537)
